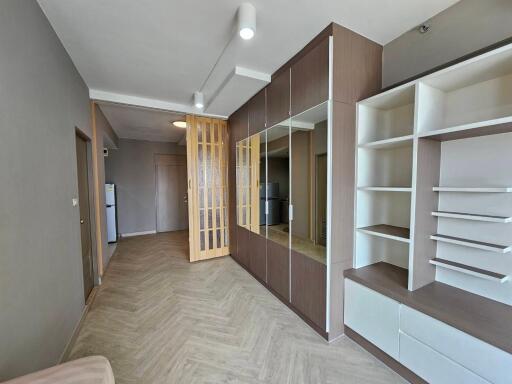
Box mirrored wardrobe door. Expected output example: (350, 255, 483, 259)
(248, 130, 267, 237)
(289, 102, 328, 265)
(289, 101, 329, 330)
(265, 120, 291, 299)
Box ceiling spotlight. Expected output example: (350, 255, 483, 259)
(172, 120, 187, 128)
(194, 91, 204, 109)
(238, 3, 256, 40)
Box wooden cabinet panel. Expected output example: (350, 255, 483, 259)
(291, 37, 329, 116)
(237, 226, 250, 267)
(332, 24, 382, 104)
(248, 88, 266, 136)
(291, 250, 327, 330)
(249, 232, 266, 282)
(267, 68, 290, 128)
(230, 104, 248, 142)
(267, 240, 290, 300)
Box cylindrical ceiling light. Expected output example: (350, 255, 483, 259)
(238, 3, 256, 40)
(194, 91, 204, 109)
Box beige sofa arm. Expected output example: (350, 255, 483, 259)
(3, 356, 114, 384)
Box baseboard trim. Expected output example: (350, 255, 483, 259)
(59, 286, 99, 363)
(120, 230, 156, 238)
(345, 326, 427, 384)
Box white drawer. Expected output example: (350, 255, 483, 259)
(344, 279, 400, 359)
(400, 305, 512, 384)
(399, 331, 489, 384)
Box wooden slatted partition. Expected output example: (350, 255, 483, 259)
(186, 115, 229, 261)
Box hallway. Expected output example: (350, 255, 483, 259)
(67, 231, 404, 384)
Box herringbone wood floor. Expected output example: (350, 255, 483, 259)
(68, 231, 406, 384)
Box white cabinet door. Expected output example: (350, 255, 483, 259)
(344, 279, 400, 359)
(400, 305, 512, 384)
(399, 331, 489, 384)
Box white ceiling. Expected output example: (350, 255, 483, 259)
(38, 0, 459, 118)
(99, 103, 186, 143)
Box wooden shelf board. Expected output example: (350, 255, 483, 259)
(430, 234, 512, 253)
(358, 187, 412, 192)
(418, 116, 512, 142)
(430, 258, 509, 283)
(358, 224, 410, 243)
(432, 211, 512, 223)
(433, 186, 512, 193)
(359, 135, 414, 149)
(344, 262, 512, 354)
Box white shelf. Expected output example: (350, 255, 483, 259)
(418, 116, 512, 141)
(432, 211, 512, 223)
(359, 135, 413, 150)
(358, 187, 412, 192)
(433, 187, 512, 193)
(358, 224, 410, 243)
(430, 234, 512, 254)
(430, 258, 509, 283)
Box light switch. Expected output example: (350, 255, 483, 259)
(72, 198, 79, 207)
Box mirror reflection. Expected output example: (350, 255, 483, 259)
(290, 102, 328, 264)
(235, 102, 328, 264)
(265, 122, 291, 248)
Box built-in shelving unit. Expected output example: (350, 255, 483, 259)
(348, 40, 512, 384)
(355, 82, 415, 284)
(353, 42, 512, 303)
(430, 234, 512, 253)
(429, 258, 509, 283)
(432, 211, 512, 223)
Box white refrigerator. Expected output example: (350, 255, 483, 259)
(105, 184, 117, 243)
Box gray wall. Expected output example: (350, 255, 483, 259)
(0, 0, 91, 379)
(105, 139, 186, 235)
(383, 0, 512, 87)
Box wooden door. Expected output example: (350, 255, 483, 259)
(186, 116, 229, 262)
(75, 133, 94, 301)
(155, 154, 188, 232)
